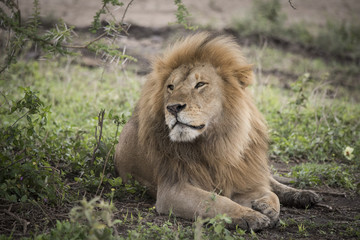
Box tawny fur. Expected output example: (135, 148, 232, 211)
(115, 32, 320, 231)
(138, 33, 268, 195)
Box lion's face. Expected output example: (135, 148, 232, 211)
(164, 63, 223, 142)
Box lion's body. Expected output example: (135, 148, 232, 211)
(115, 33, 320, 230)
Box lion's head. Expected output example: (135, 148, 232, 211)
(163, 63, 224, 142)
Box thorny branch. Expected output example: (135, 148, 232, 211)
(0, 0, 136, 72)
(65, 0, 135, 49)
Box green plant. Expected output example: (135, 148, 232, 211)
(291, 163, 355, 189)
(31, 197, 120, 240)
(194, 214, 246, 240)
(0, 88, 66, 204)
(70, 197, 121, 239)
(265, 73, 360, 163)
(297, 223, 308, 236)
(172, 0, 198, 30)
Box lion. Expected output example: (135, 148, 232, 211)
(114, 32, 320, 231)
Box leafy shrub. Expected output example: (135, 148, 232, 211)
(0, 86, 135, 205)
(32, 198, 120, 240)
(0, 88, 66, 204)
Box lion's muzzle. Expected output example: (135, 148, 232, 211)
(166, 103, 187, 116)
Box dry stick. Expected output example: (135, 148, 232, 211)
(11, 110, 30, 128)
(121, 0, 135, 24)
(96, 145, 114, 196)
(0, 91, 10, 107)
(288, 0, 296, 9)
(315, 190, 347, 197)
(0, 157, 26, 171)
(91, 110, 105, 165)
(316, 203, 333, 211)
(31, 200, 55, 226)
(1, 209, 29, 234)
(64, 32, 107, 49)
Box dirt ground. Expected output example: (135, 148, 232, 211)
(1, 0, 360, 239)
(2, 161, 359, 239)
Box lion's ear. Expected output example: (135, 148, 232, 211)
(234, 65, 253, 88)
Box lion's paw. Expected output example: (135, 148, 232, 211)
(283, 190, 321, 208)
(251, 199, 279, 227)
(233, 210, 270, 232)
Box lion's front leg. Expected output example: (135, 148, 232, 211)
(232, 190, 280, 227)
(251, 191, 280, 227)
(270, 176, 321, 208)
(156, 183, 270, 231)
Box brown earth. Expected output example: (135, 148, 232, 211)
(1, 161, 359, 239)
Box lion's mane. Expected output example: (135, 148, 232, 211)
(136, 32, 270, 197)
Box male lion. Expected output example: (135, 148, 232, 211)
(115, 32, 320, 231)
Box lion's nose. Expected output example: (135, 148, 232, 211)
(167, 103, 187, 116)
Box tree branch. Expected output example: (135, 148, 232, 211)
(288, 0, 296, 10)
(121, 0, 135, 24)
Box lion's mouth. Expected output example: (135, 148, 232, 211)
(172, 121, 205, 130)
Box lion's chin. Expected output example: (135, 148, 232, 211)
(169, 124, 203, 142)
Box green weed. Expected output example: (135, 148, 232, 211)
(0, 60, 143, 205)
(258, 73, 360, 164)
(297, 223, 308, 237)
(0, 88, 67, 204)
(30, 198, 120, 240)
(291, 163, 355, 189)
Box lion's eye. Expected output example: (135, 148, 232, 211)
(195, 82, 206, 89)
(167, 84, 174, 91)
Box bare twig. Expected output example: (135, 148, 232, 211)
(1, 209, 29, 234)
(91, 109, 105, 165)
(31, 200, 55, 226)
(11, 110, 30, 127)
(64, 32, 107, 49)
(96, 145, 114, 196)
(0, 156, 26, 171)
(316, 203, 333, 211)
(288, 0, 296, 9)
(121, 0, 135, 24)
(315, 190, 347, 197)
